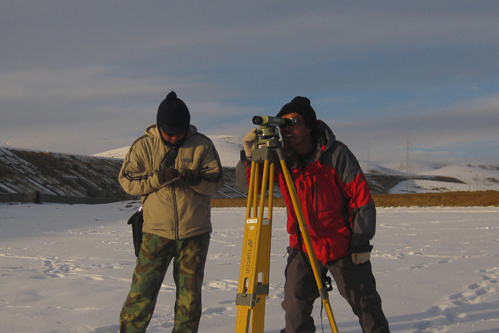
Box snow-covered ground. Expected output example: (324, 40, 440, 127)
(1, 202, 498, 333)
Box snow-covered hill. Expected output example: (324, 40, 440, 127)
(94, 136, 499, 194)
(93, 135, 243, 168)
(380, 161, 499, 194)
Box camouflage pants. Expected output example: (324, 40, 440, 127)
(119, 232, 210, 333)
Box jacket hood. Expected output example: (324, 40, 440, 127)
(315, 120, 337, 154)
(283, 119, 337, 169)
(145, 124, 198, 147)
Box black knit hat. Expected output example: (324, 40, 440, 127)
(276, 96, 317, 133)
(157, 91, 190, 134)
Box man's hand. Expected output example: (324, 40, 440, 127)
(352, 252, 370, 265)
(243, 128, 258, 159)
(180, 169, 202, 186)
(158, 168, 179, 184)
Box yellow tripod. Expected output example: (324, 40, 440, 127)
(234, 117, 339, 333)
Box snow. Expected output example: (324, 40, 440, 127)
(8, 135, 492, 332)
(1, 202, 499, 333)
(388, 163, 499, 194)
(94, 136, 499, 194)
(93, 135, 243, 168)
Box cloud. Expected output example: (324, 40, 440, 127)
(1, 1, 499, 163)
(0, 64, 260, 154)
(329, 95, 499, 163)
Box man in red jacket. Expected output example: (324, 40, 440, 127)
(236, 96, 390, 333)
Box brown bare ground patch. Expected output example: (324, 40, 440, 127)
(373, 190, 499, 207)
(211, 190, 499, 208)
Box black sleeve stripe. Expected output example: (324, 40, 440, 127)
(121, 134, 155, 182)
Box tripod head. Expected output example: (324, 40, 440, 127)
(252, 115, 297, 149)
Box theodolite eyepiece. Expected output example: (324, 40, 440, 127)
(252, 116, 297, 127)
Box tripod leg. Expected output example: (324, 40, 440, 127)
(246, 161, 258, 220)
(277, 151, 340, 333)
(235, 159, 275, 333)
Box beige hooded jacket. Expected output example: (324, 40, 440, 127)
(119, 124, 223, 240)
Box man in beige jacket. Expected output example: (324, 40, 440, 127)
(118, 91, 223, 333)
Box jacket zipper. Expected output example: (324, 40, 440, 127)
(172, 183, 179, 239)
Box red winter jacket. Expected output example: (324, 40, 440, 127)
(236, 121, 376, 264)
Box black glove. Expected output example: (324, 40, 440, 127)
(180, 169, 202, 186)
(351, 244, 373, 265)
(158, 168, 179, 184)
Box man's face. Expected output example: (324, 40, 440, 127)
(160, 131, 186, 145)
(279, 112, 312, 152)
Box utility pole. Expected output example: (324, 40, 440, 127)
(406, 138, 411, 193)
(367, 142, 371, 169)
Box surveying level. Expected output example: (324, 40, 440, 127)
(251, 116, 296, 149)
(234, 116, 339, 333)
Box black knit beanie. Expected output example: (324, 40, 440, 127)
(276, 96, 317, 133)
(157, 91, 190, 134)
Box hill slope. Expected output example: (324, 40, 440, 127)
(95, 135, 499, 194)
(2, 135, 498, 205)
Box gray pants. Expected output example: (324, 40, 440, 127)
(281, 247, 390, 333)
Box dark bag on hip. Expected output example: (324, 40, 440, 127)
(127, 208, 144, 257)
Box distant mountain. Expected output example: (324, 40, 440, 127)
(92, 147, 129, 159)
(3, 139, 496, 205)
(93, 136, 499, 195)
(93, 135, 243, 168)
(366, 160, 499, 194)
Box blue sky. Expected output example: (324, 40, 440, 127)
(1, 1, 498, 164)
